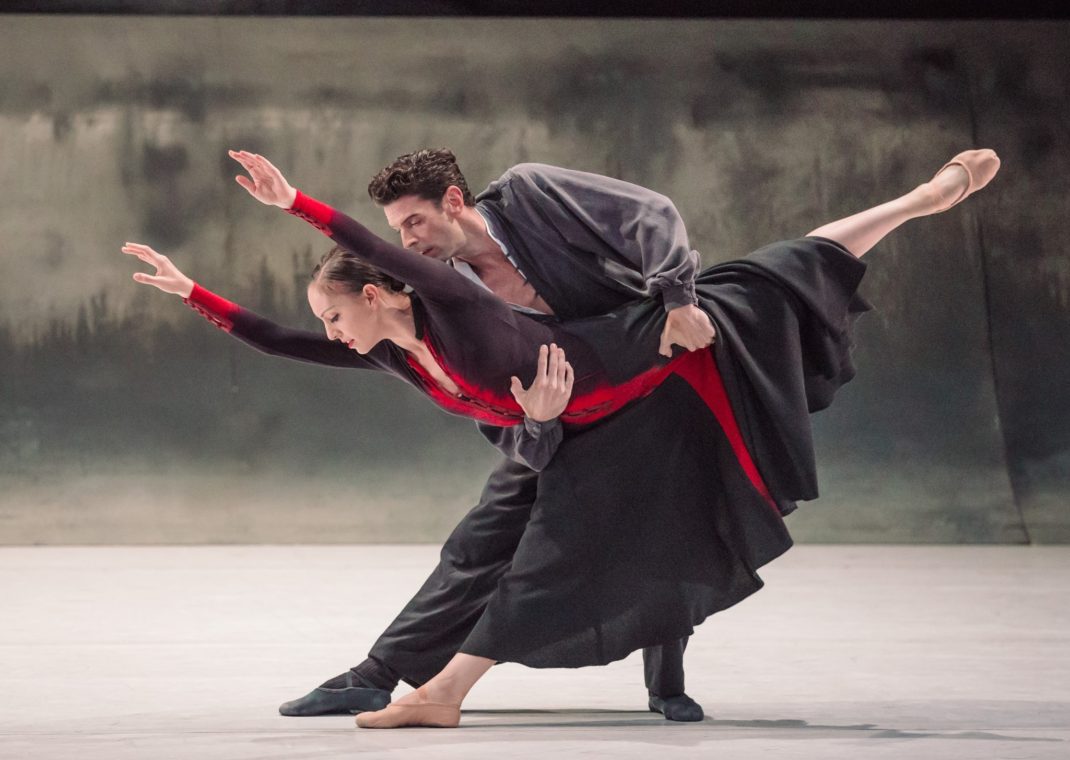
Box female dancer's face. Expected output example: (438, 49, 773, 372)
(307, 282, 385, 354)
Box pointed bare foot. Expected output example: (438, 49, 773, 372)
(919, 148, 1001, 214)
(355, 686, 460, 728)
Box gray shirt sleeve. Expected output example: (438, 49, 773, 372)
(506, 163, 700, 311)
(476, 416, 563, 472)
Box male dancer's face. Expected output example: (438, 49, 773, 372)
(382, 186, 468, 262)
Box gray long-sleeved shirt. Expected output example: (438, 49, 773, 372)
(476, 163, 700, 319)
(471, 163, 702, 469)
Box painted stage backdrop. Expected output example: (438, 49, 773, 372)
(0, 17, 1066, 543)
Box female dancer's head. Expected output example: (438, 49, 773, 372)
(307, 245, 410, 353)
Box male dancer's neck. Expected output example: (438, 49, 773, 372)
(451, 207, 510, 276)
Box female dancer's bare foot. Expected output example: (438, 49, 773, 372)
(355, 685, 461, 728)
(916, 148, 1001, 215)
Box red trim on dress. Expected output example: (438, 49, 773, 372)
(671, 350, 778, 511)
(560, 357, 689, 426)
(183, 283, 240, 333)
(288, 190, 334, 236)
(412, 337, 777, 511)
(404, 350, 522, 426)
(406, 332, 525, 425)
(408, 332, 699, 429)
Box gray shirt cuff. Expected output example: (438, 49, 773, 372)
(660, 282, 698, 312)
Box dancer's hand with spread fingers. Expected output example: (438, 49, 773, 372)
(510, 343, 574, 423)
(122, 242, 194, 297)
(228, 149, 298, 209)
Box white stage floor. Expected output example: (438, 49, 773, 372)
(1, 545, 1068, 759)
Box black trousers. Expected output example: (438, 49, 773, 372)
(367, 456, 688, 697)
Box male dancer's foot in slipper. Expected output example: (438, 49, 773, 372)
(279, 670, 391, 716)
(649, 692, 705, 722)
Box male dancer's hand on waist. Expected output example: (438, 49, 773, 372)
(659, 304, 717, 357)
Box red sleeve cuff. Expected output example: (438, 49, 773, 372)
(183, 283, 239, 333)
(288, 190, 335, 236)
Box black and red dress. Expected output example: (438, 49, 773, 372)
(184, 191, 869, 668)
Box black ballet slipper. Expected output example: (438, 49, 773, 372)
(649, 692, 705, 722)
(279, 671, 391, 716)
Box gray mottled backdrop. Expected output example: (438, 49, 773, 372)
(0, 17, 1066, 544)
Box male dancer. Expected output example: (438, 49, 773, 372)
(280, 150, 717, 722)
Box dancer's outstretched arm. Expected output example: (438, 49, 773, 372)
(122, 243, 394, 371)
(125, 242, 571, 472)
(229, 150, 497, 311)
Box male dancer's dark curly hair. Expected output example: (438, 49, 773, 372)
(367, 148, 475, 207)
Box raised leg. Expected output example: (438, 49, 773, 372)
(806, 148, 1000, 258)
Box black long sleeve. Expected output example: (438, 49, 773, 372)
(286, 191, 492, 308)
(183, 283, 399, 371)
(476, 417, 563, 472)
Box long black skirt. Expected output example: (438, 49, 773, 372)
(459, 236, 870, 667)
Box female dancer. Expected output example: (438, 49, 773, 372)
(123, 148, 999, 728)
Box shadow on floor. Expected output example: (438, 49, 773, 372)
(458, 709, 1065, 742)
